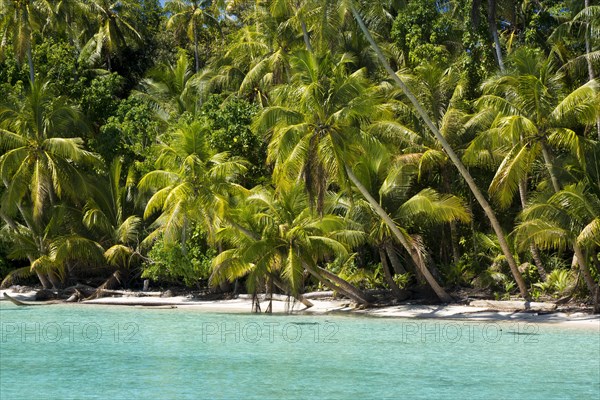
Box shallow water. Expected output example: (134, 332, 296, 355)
(0, 302, 598, 399)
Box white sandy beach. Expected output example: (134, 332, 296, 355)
(1, 288, 599, 328)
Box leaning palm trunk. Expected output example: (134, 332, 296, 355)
(305, 264, 372, 305)
(272, 276, 314, 309)
(346, 166, 453, 302)
(379, 248, 409, 300)
(385, 243, 407, 275)
(350, 4, 529, 299)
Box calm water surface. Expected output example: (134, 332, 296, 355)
(0, 302, 598, 399)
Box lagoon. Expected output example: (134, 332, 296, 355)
(0, 302, 598, 399)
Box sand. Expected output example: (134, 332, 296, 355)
(1, 288, 598, 328)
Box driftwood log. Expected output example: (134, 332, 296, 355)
(470, 300, 557, 312)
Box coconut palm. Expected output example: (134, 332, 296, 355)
(382, 62, 470, 265)
(471, 48, 598, 201)
(138, 119, 248, 251)
(0, 80, 100, 287)
(344, 140, 471, 298)
(550, 2, 600, 140)
(256, 50, 453, 301)
(79, 0, 142, 71)
(269, 0, 313, 52)
(83, 157, 144, 274)
(515, 183, 600, 310)
(348, 1, 533, 299)
(0, 80, 97, 221)
(200, 7, 300, 103)
(0, 0, 53, 83)
(211, 184, 371, 310)
(138, 51, 200, 119)
(0, 205, 105, 289)
(165, 0, 222, 73)
(466, 48, 599, 287)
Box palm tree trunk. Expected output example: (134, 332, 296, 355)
(518, 178, 547, 280)
(272, 276, 313, 308)
(348, 7, 529, 298)
(385, 243, 407, 275)
(449, 221, 461, 264)
(379, 247, 409, 300)
(305, 264, 372, 305)
(573, 245, 599, 305)
(27, 46, 35, 84)
(193, 23, 200, 73)
(487, 0, 505, 71)
(300, 20, 312, 53)
(471, 0, 481, 27)
(346, 165, 453, 302)
(443, 171, 461, 264)
(47, 271, 62, 289)
(591, 251, 600, 313)
(540, 140, 561, 193)
(35, 271, 52, 289)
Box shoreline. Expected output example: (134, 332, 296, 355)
(2, 288, 599, 328)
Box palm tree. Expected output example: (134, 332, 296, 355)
(385, 62, 470, 265)
(138, 51, 200, 119)
(256, 51, 453, 301)
(0, 0, 53, 83)
(269, 0, 313, 52)
(0, 80, 101, 287)
(349, 1, 530, 299)
(515, 184, 600, 310)
(138, 119, 248, 251)
(467, 48, 599, 287)
(165, 0, 222, 73)
(1, 204, 105, 289)
(199, 8, 299, 103)
(550, 3, 600, 140)
(345, 141, 471, 298)
(211, 184, 371, 310)
(83, 157, 144, 275)
(79, 0, 142, 71)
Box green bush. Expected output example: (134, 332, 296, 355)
(142, 226, 217, 287)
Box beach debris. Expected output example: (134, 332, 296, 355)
(469, 300, 557, 312)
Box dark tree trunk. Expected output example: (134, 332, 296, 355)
(517, 178, 547, 281)
(385, 243, 407, 275)
(193, 23, 200, 73)
(379, 247, 409, 300)
(27, 46, 35, 83)
(487, 0, 505, 71)
(305, 264, 373, 305)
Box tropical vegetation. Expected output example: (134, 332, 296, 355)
(0, 0, 599, 311)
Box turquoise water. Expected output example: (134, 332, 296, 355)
(1, 302, 599, 399)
